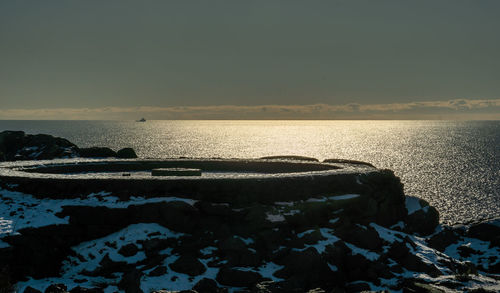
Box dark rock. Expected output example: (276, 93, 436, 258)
(427, 228, 461, 252)
(24, 287, 42, 293)
(118, 269, 143, 293)
(486, 261, 500, 274)
(78, 147, 117, 158)
(44, 284, 68, 293)
(467, 288, 497, 293)
(260, 156, 319, 162)
(467, 222, 500, 247)
(345, 282, 371, 292)
(69, 287, 104, 293)
(401, 254, 442, 278)
(253, 281, 302, 293)
(336, 224, 383, 251)
(323, 158, 375, 167)
(118, 243, 139, 257)
(0, 131, 78, 161)
(359, 169, 406, 226)
(274, 247, 337, 290)
(169, 255, 206, 276)
(323, 240, 351, 262)
(104, 241, 117, 249)
(195, 201, 238, 217)
(402, 279, 445, 293)
(299, 229, 325, 245)
(218, 237, 248, 253)
(343, 253, 373, 281)
(141, 238, 172, 255)
(216, 267, 263, 287)
(116, 148, 137, 158)
(405, 206, 440, 235)
(148, 265, 167, 276)
(387, 241, 411, 260)
(457, 245, 480, 258)
(193, 278, 226, 293)
(82, 254, 130, 277)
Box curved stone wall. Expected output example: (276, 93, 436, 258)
(0, 159, 372, 201)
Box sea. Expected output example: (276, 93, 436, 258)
(0, 120, 498, 225)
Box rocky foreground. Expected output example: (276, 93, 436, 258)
(0, 132, 499, 293)
(0, 172, 499, 293)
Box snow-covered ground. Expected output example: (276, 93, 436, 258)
(2, 188, 500, 292)
(0, 188, 197, 240)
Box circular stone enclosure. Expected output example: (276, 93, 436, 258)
(0, 158, 377, 204)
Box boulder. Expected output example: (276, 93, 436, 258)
(218, 237, 248, 253)
(274, 247, 336, 289)
(457, 245, 480, 258)
(0, 131, 78, 161)
(401, 254, 442, 278)
(118, 243, 139, 257)
(467, 222, 500, 247)
(216, 267, 263, 287)
(344, 282, 371, 292)
(148, 265, 167, 277)
(77, 147, 117, 158)
(169, 255, 206, 276)
(193, 278, 225, 293)
(83, 254, 130, 277)
(24, 287, 42, 293)
(405, 206, 440, 235)
(117, 269, 143, 293)
(335, 224, 383, 251)
(44, 284, 68, 293)
(387, 241, 411, 260)
(427, 228, 461, 252)
(116, 148, 137, 158)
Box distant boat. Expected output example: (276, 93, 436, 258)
(137, 118, 146, 122)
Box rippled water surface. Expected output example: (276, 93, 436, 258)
(1, 120, 498, 224)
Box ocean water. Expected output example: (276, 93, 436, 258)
(0, 120, 498, 224)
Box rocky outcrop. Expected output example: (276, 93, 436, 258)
(0, 131, 77, 161)
(1, 186, 499, 292)
(0, 131, 137, 161)
(116, 148, 137, 159)
(0, 155, 498, 292)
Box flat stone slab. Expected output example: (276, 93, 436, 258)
(152, 168, 201, 177)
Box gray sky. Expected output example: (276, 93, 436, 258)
(1, 0, 499, 119)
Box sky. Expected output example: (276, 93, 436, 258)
(0, 0, 499, 119)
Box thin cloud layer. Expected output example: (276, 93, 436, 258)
(0, 98, 499, 120)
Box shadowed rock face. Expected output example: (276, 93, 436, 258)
(1, 186, 496, 293)
(0, 131, 137, 161)
(0, 131, 78, 161)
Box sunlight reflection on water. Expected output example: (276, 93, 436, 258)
(1, 120, 498, 224)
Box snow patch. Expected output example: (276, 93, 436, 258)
(345, 242, 380, 261)
(266, 213, 285, 222)
(370, 223, 404, 244)
(0, 188, 197, 237)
